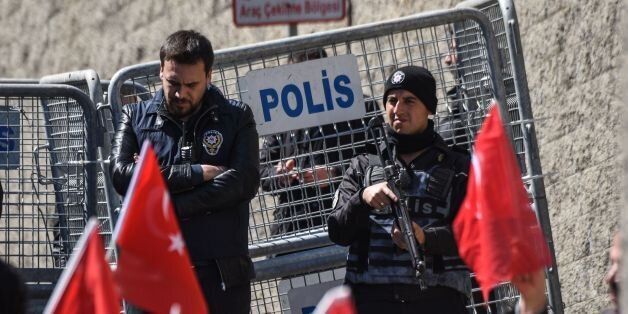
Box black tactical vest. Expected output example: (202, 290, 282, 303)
(345, 146, 470, 296)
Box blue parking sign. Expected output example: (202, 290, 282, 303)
(0, 106, 19, 169)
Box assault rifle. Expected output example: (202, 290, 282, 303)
(368, 116, 426, 290)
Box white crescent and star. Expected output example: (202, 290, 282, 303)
(169, 303, 181, 314)
(162, 192, 171, 220)
(161, 189, 185, 256)
(168, 233, 185, 256)
(471, 154, 483, 220)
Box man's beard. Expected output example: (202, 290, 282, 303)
(166, 98, 200, 120)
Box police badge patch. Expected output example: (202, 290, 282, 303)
(391, 70, 405, 84)
(202, 130, 223, 156)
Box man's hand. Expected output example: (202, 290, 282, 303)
(392, 222, 425, 250)
(297, 166, 334, 188)
(361, 182, 398, 209)
(274, 159, 297, 187)
(511, 269, 547, 314)
(201, 165, 227, 182)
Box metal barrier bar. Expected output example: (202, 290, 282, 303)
(0, 78, 39, 84)
(249, 228, 332, 258)
(253, 245, 346, 281)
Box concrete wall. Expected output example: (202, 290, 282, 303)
(0, 0, 459, 79)
(0, 0, 623, 312)
(518, 1, 623, 312)
(621, 0, 628, 312)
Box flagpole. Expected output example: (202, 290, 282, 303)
(43, 218, 100, 314)
(109, 140, 208, 313)
(109, 141, 152, 253)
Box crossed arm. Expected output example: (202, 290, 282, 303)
(110, 105, 260, 218)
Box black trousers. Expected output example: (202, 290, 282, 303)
(195, 264, 251, 314)
(126, 263, 251, 314)
(350, 284, 467, 314)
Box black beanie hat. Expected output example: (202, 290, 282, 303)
(383, 66, 438, 113)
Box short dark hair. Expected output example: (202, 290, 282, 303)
(160, 30, 214, 74)
(288, 49, 328, 63)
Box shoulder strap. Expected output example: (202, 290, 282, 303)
(432, 141, 470, 172)
(364, 154, 383, 187)
(366, 154, 381, 167)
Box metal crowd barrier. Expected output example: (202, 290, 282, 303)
(456, 0, 563, 313)
(108, 7, 508, 313)
(36, 71, 152, 226)
(40, 70, 119, 260)
(0, 84, 103, 310)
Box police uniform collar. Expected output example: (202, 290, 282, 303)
(386, 120, 436, 155)
(364, 141, 395, 160)
(146, 89, 164, 115)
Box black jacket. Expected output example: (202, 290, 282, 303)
(110, 85, 260, 266)
(327, 135, 470, 292)
(327, 137, 469, 251)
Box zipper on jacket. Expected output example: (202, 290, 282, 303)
(157, 113, 187, 164)
(181, 121, 186, 143)
(159, 105, 184, 130)
(179, 121, 192, 163)
(158, 112, 193, 163)
(215, 260, 227, 291)
(192, 105, 216, 142)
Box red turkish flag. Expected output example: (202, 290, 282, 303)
(44, 218, 120, 314)
(113, 141, 208, 313)
(453, 104, 551, 301)
(313, 286, 357, 314)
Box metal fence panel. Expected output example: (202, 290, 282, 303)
(40, 70, 120, 261)
(0, 79, 39, 84)
(107, 7, 510, 313)
(0, 84, 101, 288)
(251, 245, 347, 314)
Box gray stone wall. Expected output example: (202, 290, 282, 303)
(0, 0, 624, 312)
(0, 0, 458, 79)
(518, 0, 623, 312)
(621, 0, 628, 312)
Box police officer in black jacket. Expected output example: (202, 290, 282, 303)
(110, 30, 259, 314)
(328, 66, 471, 313)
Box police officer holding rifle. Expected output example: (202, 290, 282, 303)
(328, 66, 471, 313)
